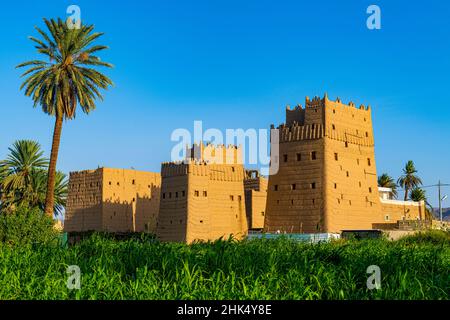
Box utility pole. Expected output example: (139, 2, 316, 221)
(438, 180, 442, 223)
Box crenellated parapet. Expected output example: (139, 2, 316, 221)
(186, 142, 243, 165)
(278, 123, 325, 142)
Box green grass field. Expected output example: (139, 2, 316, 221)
(0, 231, 448, 300)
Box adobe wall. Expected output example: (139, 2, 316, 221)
(244, 175, 268, 230)
(64, 168, 161, 233)
(379, 199, 425, 223)
(265, 101, 326, 233)
(323, 97, 382, 232)
(65, 169, 103, 232)
(157, 145, 248, 243)
(101, 168, 161, 233)
(156, 163, 189, 242)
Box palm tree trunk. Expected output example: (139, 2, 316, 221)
(404, 188, 408, 201)
(44, 115, 63, 217)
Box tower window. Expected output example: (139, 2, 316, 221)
(203, 191, 207, 197)
(194, 191, 199, 197)
(311, 151, 317, 160)
(175, 192, 179, 198)
(332, 124, 336, 130)
(311, 182, 316, 189)
(291, 184, 296, 190)
(238, 195, 242, 201)
(345, 141, 348, 148)
(163, 193, 166, 199)
(357, 158, 360, 165)
(283, 154, 288, 162)
(230, 195, 234, 201)
(296, 153, 301, 161)
(182, 191, 186, 197)
(334, 153, 338, 161)
(367, 158, 371, 166)
(334, 183, 337, 189)
(274, 185, 278, 191)
(132, 179, 135, 185)
(369, 187, 372, 193)
(366, 132, 369, 137)
(346, 171, 349, 177)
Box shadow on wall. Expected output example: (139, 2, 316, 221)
(65, 194, 160, 234)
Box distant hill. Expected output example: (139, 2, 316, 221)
(433, 208, 450, 221)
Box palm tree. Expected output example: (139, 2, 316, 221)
(17, 18, 113, 216)
(410, 187, 434, 221)
(0, 140, 67, 215)
(0, 140, 48, 199)
(377, 173, 398, 199)
(397, 160, 422, 201)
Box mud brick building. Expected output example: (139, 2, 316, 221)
(64, 168, 161, 233)
(264, 94, 425, 233)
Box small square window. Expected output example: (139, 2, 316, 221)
(384, 215, 390, 221)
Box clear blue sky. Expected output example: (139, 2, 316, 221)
(0, 0, 449, 206)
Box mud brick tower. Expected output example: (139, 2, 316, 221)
(64, 168, 161, 233)
(264, 94, 384, 233)
(156, 143, 248, 243)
